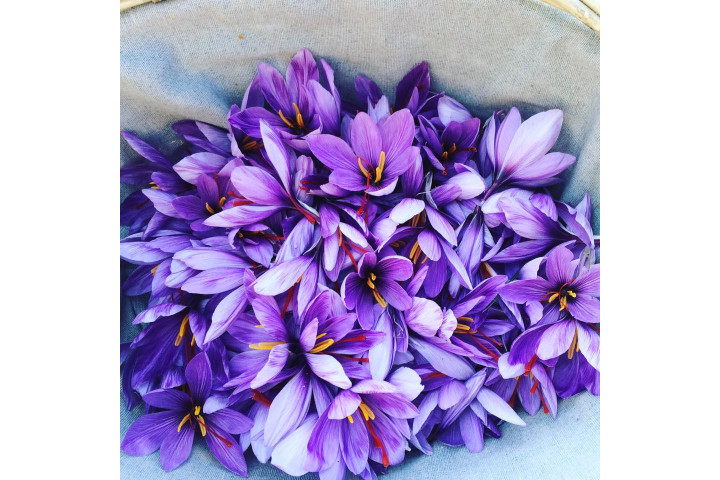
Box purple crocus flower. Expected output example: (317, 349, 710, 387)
(307, 371, 422, 475)
(121, 353, 252, 475)
(307, 109, 418, 207)
(498, 245, 600, 371)
(341, 252, 414, 329)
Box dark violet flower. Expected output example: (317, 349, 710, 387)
(341, 252, 414, 329)
(121, 353, 252, 475)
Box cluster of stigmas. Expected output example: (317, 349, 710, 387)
(120, 49, 600, 478)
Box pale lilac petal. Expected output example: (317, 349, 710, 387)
(252, 256, 312, 295)
(409, 337, 474, 380)
(378, 108, 414, 161)
(477, 388, 526, 426)
(264, 369, 313, 447)
(271, 414, 319, 476)
(260, 120, 293, 191)
(459, 410, 485, 452)
(567, 294, 600, 323)
(204, 205, 283, 228)
(207, 287, 248, 342)
(499, 278, 552, 303)
(438, 96, 472, 125)
(425, 206, 457, 246)
(389, 198, 425, 224)
(376, 255, 413, 281)
(250, 345, 290, 388)
(537, 320, 577, 360)
(576, 323, 600, 370)
(173, 152, 227, 185)
(299, 318, 319, 352)
(327, 390, 362, 419)
(405, 297, 443, 337)
(230, 166, 289, 206)
(306, 354, 352, 389)
(388, 367, 424, 401)
(502, 109, 563, 176)
(340, 416, 369, 474)
(182, 268, 246, 294)
(438, 379, 468, 409)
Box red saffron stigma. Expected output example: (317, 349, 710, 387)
(530, 379, 540, 395)
(250, 389, 272, 408)
(468, 334, 499, 361)
(509, 379, 520, 407)
(340, 243, 359, 271)
(525, 355, 538, 374)
(335, 355, 369, 363)
(539, 391, 550, 414)
(476, 328, 502, 347)
(280, 285, 296, 317)
(336, 334, 366, 344)
(364, 419, 389, 467)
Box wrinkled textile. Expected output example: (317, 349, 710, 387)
(120, 1, 599, 478)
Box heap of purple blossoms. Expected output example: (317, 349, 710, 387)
(120, 49, 600, 478)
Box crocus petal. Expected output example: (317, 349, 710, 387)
(207, 409, 253, 435)
(174, 249, 251, 270)
(389, 198, 426, 224)
(230, 166, 289, 206)
(251, 344, 290, 388)
(351, 112, 382, 165)
(439, 379, 468, 409)
(477, 388, 526, 426)
(576, 323, 600, 370)
(159, 425, 194, 471)
(502, 109, 563, 177)
(379, 108, 414, 161)
(260, 120, 293, 191)
(205, 205, 283, 228)
(306, 354, 352, 389)
(204, 419, 248, 476)
(537, 320, 577, 360)
(567, 294, 600, 323)
(388, 367, 424, 401)
(271, 414, 319, 476)
(409, 337, 474, 380)
(438, 96, 472, 125)
(425, 206, 457, 246)
(182, 268, 246, 294)
(375, 278, 413, 310)
(340, 416, 369, 474)
(405, 297, 443, 337)
(121, 411, 181, 456)
(376, 255, 414, 281)
(327, 390, 362, 419)
(185, 353, 212, 404)
(121, 131, 172, 167)
(499, 277, 552, 303)
(207, 287, 248, 342)
(264, 369, 313, 447)
(545, 245, 575, 285)
(252, 256, 312, 295)
(307, 133, 358, 171)
(142, 388, 191, 411)
(132, 303, 186, 325)
(173, 152, 227, 185)
(458, 410, 485, 453)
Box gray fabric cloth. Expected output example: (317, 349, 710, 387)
(120, 0, 599, 478)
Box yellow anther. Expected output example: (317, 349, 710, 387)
(149, 181, 156, 185)
(567, 290, 577, 298)
(372, 289, 387, 308)
(421, 255, 428, 264)
(293, 103, 305, 129)
(568, 328, 578, 360)
(308, 338, 335, 354)
(174, 315, 190, 346)
(194, 406, 201, 416)
(375, 151, 386, 182)
(150, 265, 159, 276)
(205, 202, 216, 214)
(190, 335, 196, 347)
(370, 273, 377, 281)
(457, 316, 473, 323)
(278, 109, 295, 129)
(441, 151, 449, 160)
(218, 196, 227, 207)
(454, 323, 471, 332)
(347, 415, 354, 424)
(177, 413, 192, 432)
(357, 157, 371, 178)
(359, 403, 375, 421)
(547, 292, 559, 303)
(559, 296, 567, 312)
(338, 228, 343, 246)
(248, 341, 286, 350)
(411, 214, 420, 227)
(409, 241, 420, 261)
(254, 324, 264, 328)
(316, 333, 327, 340)
(449, 143, 457, 154)
(197, 415, 207, 436)
(366, 278, 376, 289)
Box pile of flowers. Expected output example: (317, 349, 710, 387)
(120, 49, 599, 478)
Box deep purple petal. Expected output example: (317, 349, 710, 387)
(185, 353, 212, 403)
(159, 424, 194, 471)
(121, 411, 182, 456)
